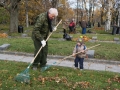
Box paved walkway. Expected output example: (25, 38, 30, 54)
(0, 51, 120, 73)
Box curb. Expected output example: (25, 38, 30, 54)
(0, 50, 120, 65)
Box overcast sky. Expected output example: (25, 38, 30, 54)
(68, 0, 77, 8)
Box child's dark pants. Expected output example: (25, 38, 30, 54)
(74, 56, 84, 69)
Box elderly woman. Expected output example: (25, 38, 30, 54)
(32, 8, 58, 70)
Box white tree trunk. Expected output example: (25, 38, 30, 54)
(105, 1, 113, 31)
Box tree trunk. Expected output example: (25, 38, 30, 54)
(100, 12, 103, 25)
(105, 1, 112, 31)
(51, 0, 59, 24)
(25, 0, 29, 27)
(118, 4, 120, 26)
(105, 12, 111, 31)
(9, 0, 19, 33)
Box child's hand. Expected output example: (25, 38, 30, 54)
(72, 53, 76, 57)
(81, 50, 85, 53)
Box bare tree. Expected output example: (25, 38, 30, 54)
(114, 0, 120, 26)
(105, 0, 115, 31)
(51, 0, 59, 8)
(0, 0, 21, 33)
(25, 0, 29, 27)
(50, 0, 59, 24)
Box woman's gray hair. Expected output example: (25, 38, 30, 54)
(48, 8, 58, 16)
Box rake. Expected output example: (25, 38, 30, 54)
(41, 44, 101, 72)
(14, 19, 62, 84)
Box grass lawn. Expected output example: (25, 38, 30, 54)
(0, 60, 120, 90)
(0, 24, 120, 90)
(0, 37, 120, 61)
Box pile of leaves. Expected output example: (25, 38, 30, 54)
(37, 74, 91, 89)
(0, 33, 8, 38)
(72, 35, 91, 42)
(82, 36, 91, 42)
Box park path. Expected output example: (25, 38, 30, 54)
(0, 52, 120, 73)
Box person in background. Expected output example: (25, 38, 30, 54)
(72, 39, 87, 70)
(69, 19, 75, 33)
(62, 21, 68, 33)
(63, 21, 68, 39)
(79, 20, 87, 34)
(31, 8, 58, 71)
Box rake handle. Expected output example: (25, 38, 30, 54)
(45, 19, 62, 41)
(56, 44, 101, 65)
(29, 19, 62, 67)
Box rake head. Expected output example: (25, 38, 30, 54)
(41, 62, 57, 72)
(40, 65, 51, 72)
(14, 68, 30, 84)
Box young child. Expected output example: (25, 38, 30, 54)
(72, 40, 87, 70)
